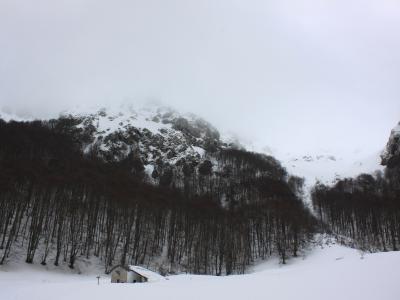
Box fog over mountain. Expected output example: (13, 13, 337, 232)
(1, 0, 400, 157)
(2, 3, 400, 299)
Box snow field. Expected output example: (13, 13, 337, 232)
(1, 242, 399, 300)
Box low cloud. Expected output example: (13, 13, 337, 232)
(0, 0, 399, 156)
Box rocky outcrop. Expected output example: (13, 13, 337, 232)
(57, 105, 292, 207)
(65, 106, 221, 172)
(381, 122, 400, 168)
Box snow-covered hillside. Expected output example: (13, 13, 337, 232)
(1, 104, 386, 190)
(1, 239, 399, 300)
(277, 151, 384, 200)
(239, 139, 385, 203)
(63, 104, 220, 166)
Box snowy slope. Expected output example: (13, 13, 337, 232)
(282, 152, 385, 203)
(1, 240, 399, 300)
(272, 123, 400, 189)
(278, 151, 384, 187)
(237, 137, 385, 203)
(1, 103, 219, 164)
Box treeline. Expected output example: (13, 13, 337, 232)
(151, 148, 298, 209)
(312, 170, 400, 251)
(0, 119, 315, 274)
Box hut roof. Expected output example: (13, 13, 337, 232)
(128, 265, 165, 282)
(109, 265, 165, 282)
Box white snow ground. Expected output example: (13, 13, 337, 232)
(1, 240, 399, 300)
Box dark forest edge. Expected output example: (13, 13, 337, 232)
(312, 168, 400, 252)
(1, 117, 399, 275)
(311, 126, 400, 252)
(0, 118, 316, 275)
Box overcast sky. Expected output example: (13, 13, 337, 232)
(1, 0, 399, 157)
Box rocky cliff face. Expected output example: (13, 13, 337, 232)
(65, 105, 222, 172)
(381, 122, 400, 168)
(60, 104, 290, 208)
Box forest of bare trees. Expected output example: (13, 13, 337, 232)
(312, 169, 400, 251)
(0, 118, 316, 274)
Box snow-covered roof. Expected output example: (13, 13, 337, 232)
(128, 265, 165, 282)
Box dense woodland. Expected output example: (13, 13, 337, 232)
(312, 166, 400, 251)
(0, 118, 316, 275)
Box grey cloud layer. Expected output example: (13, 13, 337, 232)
(1, 0, 399, 156)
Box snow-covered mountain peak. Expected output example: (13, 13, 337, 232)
(64, 103, 220, 142)
(57, 104, 229, 183)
